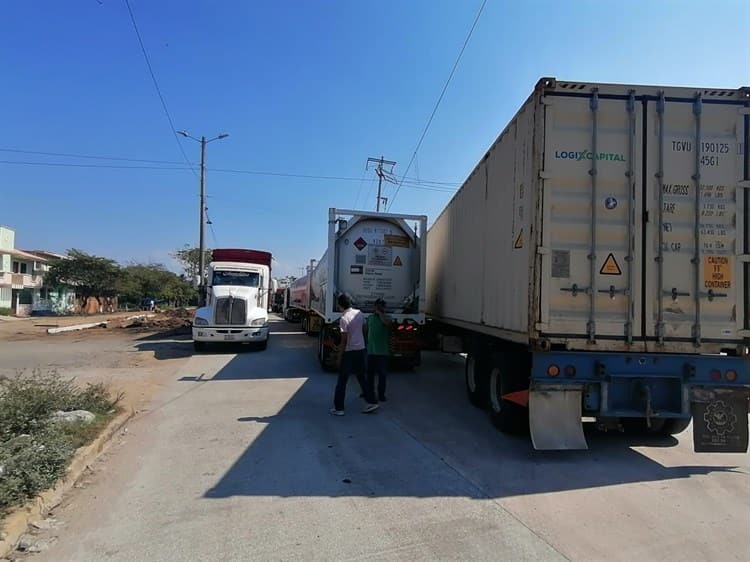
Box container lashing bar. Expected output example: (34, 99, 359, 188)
(625, 91, 637, 344)
(656, 92, 666, 345)
(692, 94, 703, 347)
(588, 89, 599, 344)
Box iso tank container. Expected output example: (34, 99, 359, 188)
(310, 209, 427, 324)
(288, 274, 309, 311)
(426, 77, 750, 354)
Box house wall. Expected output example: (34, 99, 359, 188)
(0, 226, 14, 274)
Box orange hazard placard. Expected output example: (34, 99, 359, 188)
(600, 253, 622, 275)
(704, 256, 732, 289)
(393, 256, 403, 266)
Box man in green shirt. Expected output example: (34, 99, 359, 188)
(366, 298, 391, 402)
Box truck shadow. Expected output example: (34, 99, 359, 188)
(190, 321, 745, 501)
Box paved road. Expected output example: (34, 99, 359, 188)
(33, 317, 750, 561)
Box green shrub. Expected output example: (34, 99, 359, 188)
(0, 371, 122, 514)
(0, 308, 13, 316)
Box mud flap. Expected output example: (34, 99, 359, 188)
(529, 388, 588, 450)
(691, 387, 749, 453)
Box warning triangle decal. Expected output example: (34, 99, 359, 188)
(393, 256, 403, 266)
(514, 229, 524, 249)
(600, 253, 622, 275)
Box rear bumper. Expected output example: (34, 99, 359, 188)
(531, 351, 750, 418)
(192, 325, 269, 343)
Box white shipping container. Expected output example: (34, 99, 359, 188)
(427, 78, 750, 354)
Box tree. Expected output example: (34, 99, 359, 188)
(119, 263, 198, 307)
(171, 245, 212, 282)
(46, 250, 122, 303)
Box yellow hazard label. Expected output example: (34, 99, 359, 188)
(514, 229, 524, 249)
(393, 256, 403, 266)
(600, 253, 622, 275)
(384, 234, 410, 248)
(704, 255, 732, 289)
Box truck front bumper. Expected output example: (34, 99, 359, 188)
(192, 325, 270, 343)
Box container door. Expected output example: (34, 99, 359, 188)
(540, 91, 643, 343)
(644, 96, 748, 348)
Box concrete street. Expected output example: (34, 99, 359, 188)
(15, 316, 750, 561)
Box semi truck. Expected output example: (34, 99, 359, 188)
(426, 77, 750, 452)
(294, 208, 427, 370)
(192, 248, 272, 351)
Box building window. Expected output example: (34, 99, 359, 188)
(12, 261, 19, 273)
(13, 262, 28, 274)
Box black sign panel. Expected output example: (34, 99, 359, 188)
(692, 395, 749, 453)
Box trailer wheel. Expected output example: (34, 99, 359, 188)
(318, 326, 337, 372)
(488, 353, 529, 434)
(465, 352, 490, 409)
(661, 417, 691, 435)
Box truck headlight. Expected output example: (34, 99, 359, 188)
(250, 318, 266, 327)
(194, 317, 209, 326)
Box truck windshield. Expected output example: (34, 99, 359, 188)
(212, 270, 260, 287)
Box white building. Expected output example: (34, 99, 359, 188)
(0, 226, 75, 316)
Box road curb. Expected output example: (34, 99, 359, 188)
(0, 410, 135, 558)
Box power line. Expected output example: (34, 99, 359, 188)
(123, 0, 197, 177)
(388, 0, 487, 210)
(353, 168, 368, 209)
(0, 158, 459, 191)
(0, 147, 190, 166)
(0, 147, 460, 186)
(0, 160, 191, 171)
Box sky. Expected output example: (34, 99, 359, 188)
(2, 0, 748, 277)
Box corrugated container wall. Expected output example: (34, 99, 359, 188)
(426, 78, 750, 355)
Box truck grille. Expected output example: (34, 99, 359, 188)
(214, 297, 246, 325)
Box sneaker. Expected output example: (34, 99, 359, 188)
(362, 403, 379, 414)
(329, 408, 345, 416)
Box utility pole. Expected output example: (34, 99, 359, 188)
(199, 136, 206, 293)
(177, 130, 229, 302)
(366, 156, 397, 212)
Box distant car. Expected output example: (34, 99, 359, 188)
(141, 298, 155, 311)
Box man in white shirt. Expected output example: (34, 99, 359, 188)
(330, 293, 379, 416)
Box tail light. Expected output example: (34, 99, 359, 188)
(725, 370, 738, 382)
(709, 369, 721, 381)
(547, 365, 560, 377)
(397, 324, 405, 331)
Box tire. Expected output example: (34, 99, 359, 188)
(465, 351, 490, 409)
(488, 353, 529, 434)
(257, 339, 268, 351)
(193, 341, 206, 352)
(318, 326, 336, 372)
(662, 417, 691, 435)
(623, 417, 691, 437)
(621, 418, 667, 435)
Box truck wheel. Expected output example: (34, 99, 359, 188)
(661, 418, 691, 435)
(621, 418, 667, 435)
(318, 326, 336, 372)
(193, 341, 206, 353)
(258, 339, 268, 351)
(488, 353, 529, 434)
(465, 352, 490, 409)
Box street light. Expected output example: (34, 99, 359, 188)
(178, 131, 229, 300)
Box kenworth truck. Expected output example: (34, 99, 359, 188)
(425, 78, 750, 452)
(192, 249, 272, 351)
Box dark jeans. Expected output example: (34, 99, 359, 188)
(367, 354, 388, 401)
(334, 349, 375, 410)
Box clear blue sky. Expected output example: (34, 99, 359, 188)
(2, 0, 748, 277)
